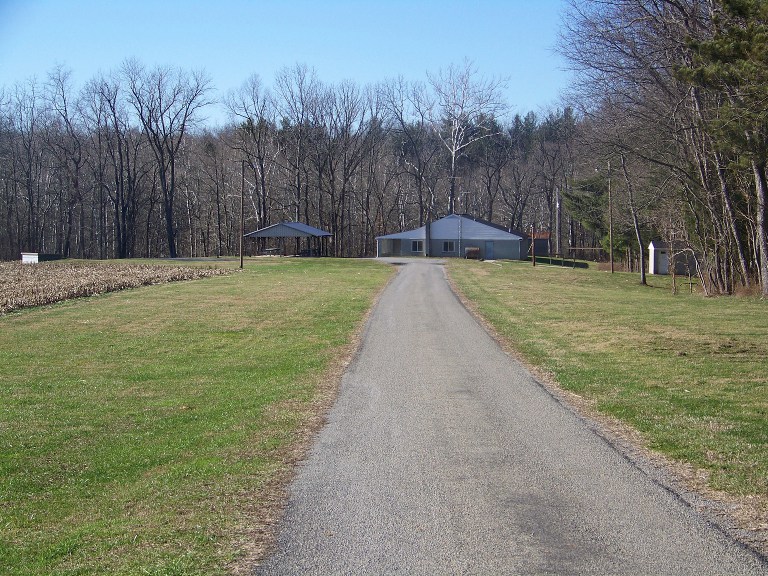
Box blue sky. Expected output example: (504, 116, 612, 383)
(0, 0, 571, 126)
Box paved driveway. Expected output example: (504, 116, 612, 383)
(255, 259, 766, 575)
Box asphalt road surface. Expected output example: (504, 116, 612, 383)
(255, 259, 767, 575)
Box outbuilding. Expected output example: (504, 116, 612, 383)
(244, 221, 332, 256)
(648, 240, 697, 275)
(20, 253, 63, 264)
(376, 214, 527, 260)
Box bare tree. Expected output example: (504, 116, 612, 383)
(427, 60, 507, 214)
(0, 88, 15, 259)
(123, 59, 211, 258)
(681, 0, 768, 296)
(225, 74, 279, 234)
(468, 117, 510, 222)
(191, 130, 238, 257)
(82, 72, 150, 258)
(382, 77, 441, 225)
(357, 85, 394, 256)
(501, 113, 538, 231)
(45, 66, 87, 257)
(559, 0, 751, 290)
(273, 64, 322, 225)
(8, 78, 49, 254)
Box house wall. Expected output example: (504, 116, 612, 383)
(649, 247, 666, 274)
(428, 239, 522, 260)
(377, 238, 428, 257)
(377, 237, 525, 260)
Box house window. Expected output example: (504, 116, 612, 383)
(442, 241, 455, 253)
(411, 240, 423, 252)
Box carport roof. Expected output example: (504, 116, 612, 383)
(244, 221, 332, 238)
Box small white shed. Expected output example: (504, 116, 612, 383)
(20, 252, 64, 264)
(648, 241, 696, 275)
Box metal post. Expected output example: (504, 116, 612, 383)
(458, 216, 462, 258)
(608, 160, 614, 274)
(240, 160, 245, 269)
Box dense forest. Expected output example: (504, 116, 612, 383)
(1, 0, 767, 296)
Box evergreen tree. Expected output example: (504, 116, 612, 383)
(681, 0, 768, 295)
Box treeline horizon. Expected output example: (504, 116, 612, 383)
(2, 0, 767, 296)
(0, 60, 583, 260)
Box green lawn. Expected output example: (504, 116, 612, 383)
(4, 256, 765, 574)
(0, 258, 392, 575)
(447, 259, 768, 500)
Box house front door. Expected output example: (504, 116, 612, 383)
(485, 241, 495, 259)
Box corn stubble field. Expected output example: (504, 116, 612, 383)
(0, 261, 230, 314)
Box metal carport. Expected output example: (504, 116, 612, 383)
(244, 222, 332, 256)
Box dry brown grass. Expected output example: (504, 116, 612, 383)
(0, 260, 230, 314)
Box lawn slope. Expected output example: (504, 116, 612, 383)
(0, 258, 392, 575)
(448, 259, 767, 554)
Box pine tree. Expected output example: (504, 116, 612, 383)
(680, 0, 768, 295)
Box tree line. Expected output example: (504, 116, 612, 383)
(0, 60, 581, 260)
(560, 0, 768, 296)
(1, 0, 767, 296)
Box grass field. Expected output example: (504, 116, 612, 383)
(0, 258, 392, 575)
(448, 259, 768, 538)
(3, 255, 766, 573)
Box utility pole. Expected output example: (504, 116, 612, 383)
(608, 160, 614, 274)
(555, 186, 561, 256)
(240, 160, 245, 269)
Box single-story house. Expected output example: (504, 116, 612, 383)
(648, 240, 697, 275)
(376, 214, 527, 260)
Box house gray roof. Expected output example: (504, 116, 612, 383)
(376, 214, 523, 241)
(244, 221, 332, 238)
(376, 225, 427, 241)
